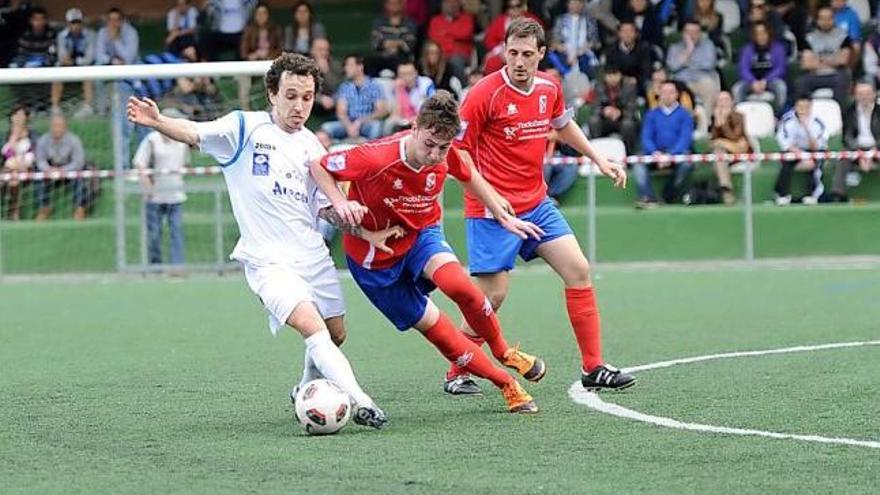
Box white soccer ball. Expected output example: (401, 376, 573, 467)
(294, 379, 352, 435)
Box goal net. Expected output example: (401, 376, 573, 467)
(0, 61, 274, 275)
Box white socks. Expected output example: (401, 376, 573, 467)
(297, 349, 323, 389)
(303, 330, 373, 407)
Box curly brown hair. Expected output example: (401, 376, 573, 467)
(415, 90, 460, 140)
(264, 52, 323, 99)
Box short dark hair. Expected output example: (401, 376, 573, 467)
(660, 80, 678, 91)
(505, 18, 546, 49)
(683, 18, 701, 28)
(107, 7, 124, 17)
(30, 7, 47, 17)
(415, 90, 461, 140)
(795, 93, 812, 103)
(264, 52, 323, 96)
(344, 54, 365, 66)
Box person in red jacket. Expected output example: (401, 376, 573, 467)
(427, 0, 475, 80)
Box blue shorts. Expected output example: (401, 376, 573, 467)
(347, 225, 454, 331)
(466, 197, 574, 275)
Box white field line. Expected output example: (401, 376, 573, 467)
(569, 340, 880, 449)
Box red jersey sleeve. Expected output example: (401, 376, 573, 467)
(445, 148, 473, 182)
(319, 145, 382, 182)
(454, 80, 492, 153)
(549, 77, 574, 130)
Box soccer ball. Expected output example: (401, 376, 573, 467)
(294, 379, 352, 435)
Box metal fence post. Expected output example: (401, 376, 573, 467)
(112, 82, 127, 272)
(140, 197, 148, 273)
(587, 162, 597, 264)
(744, 160, 755, 261)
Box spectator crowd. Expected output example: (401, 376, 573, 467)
(3, 0, 880, 221)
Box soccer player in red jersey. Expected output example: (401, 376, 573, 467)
(310, 91, 547, 413)
(447, 18, 637, 394)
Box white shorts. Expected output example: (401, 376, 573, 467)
(243, 257, 346, 335)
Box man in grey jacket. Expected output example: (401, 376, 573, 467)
(666, 19, 719, 113)
(52, 8, 95, 118)
(35, 114, 89, 221)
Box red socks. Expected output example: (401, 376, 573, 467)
(445, 333, 484, 380)
(431, 262, 509, 359)
(565, 286, 604, 372)
(423, 312, 513, 388)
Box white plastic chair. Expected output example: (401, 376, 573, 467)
(715, 0, 741, 34)
(735, 101, 776, 171)
(851, 0, 871, 23)
(579, 137, 626, 177)
(811, 98, 843, 137)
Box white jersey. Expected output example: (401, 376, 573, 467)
(195, 111, 330, 267)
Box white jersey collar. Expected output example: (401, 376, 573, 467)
(501, 66, 535, 96)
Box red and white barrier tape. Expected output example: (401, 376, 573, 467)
(1, 149, 875, 182)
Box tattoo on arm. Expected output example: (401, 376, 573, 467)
(318, 206, 363, 237)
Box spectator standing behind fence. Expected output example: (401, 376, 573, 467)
(831, 82, 880, 202)
(732, 21, 787, 114)
(53, 8, 95, 118)
(284, 1, 325, 55)
(1, 105, 37, 221)
(35, 114, 88, 221)
(319, 55, 388, 141)
(95, 8, 139, 66)
(427, 0, 474, 81)
(385, 60, 435, 135)
(667, 19, 720, 114)
(710, 91, 750, 206)
(9, 7, 55, 68)
(311, 38, 343, 117)
(634, 81, 695, 209)
(238, 3, 282, 110)
(371, 0, 418, 75)
(796, 6, 852, 105)
(202, 0, 255, 60)
(774, 96, 829, 206)
(133, 108, 190, 267)
(165, 0, 199, 56)
(588, 65, 639, 152)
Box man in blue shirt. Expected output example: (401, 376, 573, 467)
(320, 54, 388, 141)
(832, 0, 862, 43)
(634, 81, 695, 208)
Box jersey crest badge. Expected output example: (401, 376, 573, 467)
(393, 178, 404, 190)
(252, 153, 270, 176)
(507, 103, 518, 115)
(425, 172, 436, 192)
(326, 154, 346, 172)
(539, 95, 547, 114)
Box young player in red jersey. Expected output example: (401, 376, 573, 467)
(310, 91, 548, 413)
(447, 18, 637, 394)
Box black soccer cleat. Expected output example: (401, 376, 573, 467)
(353, 404, 387, 430)
(581, 364, 636, 391)
(443, 374, 484, 396)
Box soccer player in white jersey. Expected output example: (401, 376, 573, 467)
(127, 53, 398, 429)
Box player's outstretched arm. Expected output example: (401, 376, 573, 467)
(318, 206, 404, 254)
(456, 156, 544, 241)
(556, 120, 627, 189)
(309, 160, 367, 226)
(127, 96, 200, 147)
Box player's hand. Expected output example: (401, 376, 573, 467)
(127, 97, 161, 127)
(333, 199, 368, 226)
(363, 225, 405, 254)
(498, 214, 545, 241)
(598, 158, 627, 188)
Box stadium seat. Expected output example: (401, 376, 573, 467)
(811, 98, 843, 137)
(736, 101, 775, 170)
(579, 137, 626, 176)
(715, 0, 741, 34)
(851, 0, 871, 23)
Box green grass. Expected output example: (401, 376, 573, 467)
(1, 267, 879, 494)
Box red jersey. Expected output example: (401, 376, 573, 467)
(319, 132, 471, 270)
(455, 68, 573, 218)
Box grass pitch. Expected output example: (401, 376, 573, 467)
(1, 265, 879, 494)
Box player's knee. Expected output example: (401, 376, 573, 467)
(564, 261, 592, 288)
(485, 291, 507, 311)
(329, 326, 346, 346)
